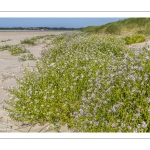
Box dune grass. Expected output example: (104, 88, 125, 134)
(81, 18, 150, 36)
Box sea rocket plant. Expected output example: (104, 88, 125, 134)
(3, 32, 150, 132)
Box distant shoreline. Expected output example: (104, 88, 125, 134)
(0, 30, 73, 32)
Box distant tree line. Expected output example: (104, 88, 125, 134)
(0, 27, 83, 31)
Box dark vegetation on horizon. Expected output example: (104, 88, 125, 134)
(0, 27, 83, 31)
(81, 18, 150, 36)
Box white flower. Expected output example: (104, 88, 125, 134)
(51, 95, 54, 99)
(50, 63, 55, 67)
(146, 56, 149, 60)
(81, 97, 86, 101)
(146, 98, 150, 103)
(81, 74, 84, 78)
(63, 88, 66, 92)
(70, 86, 73, 90)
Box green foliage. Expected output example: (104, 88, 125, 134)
(21, 38, 36, 45)
(10, 45, 28, 55)
(0, 45, 11, 51)
(3, 32, 150, 132)
(82, 18, 150, 36)
(105, 24, 121, 35)
(18, 53, 36, 61)
(44, 34, 55, 40)
(0, 45, 28, 55)
(21, 35, 55, 46)
(124, 35, 146, 45)
(136, 26, 150, 36)
(81, 26, 100, 33)
(121, 18, 150, 28)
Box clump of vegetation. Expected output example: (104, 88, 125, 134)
(9, 45, 28, 55)
(21, 38, 36, 46)
(0, 45, 11, 51)
(105, 24, 121, 35)
(1, 39, 11, 42)
(3, 32, 150, 132)
(44, 34, 55, 40)
(20, 35, 54, 46)
(18, 53, 36, 61)
(0, 45, 28, 55)
(51, 35, 65, 44)
(124, 34, 146, 45)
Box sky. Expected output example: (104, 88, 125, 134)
(0, 18, 126, 28)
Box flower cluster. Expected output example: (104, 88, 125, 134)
(3, 32, 150, 132)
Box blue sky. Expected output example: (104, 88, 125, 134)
(0, 18, 125, 28)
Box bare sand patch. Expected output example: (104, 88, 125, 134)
(0, 31, 63, 46)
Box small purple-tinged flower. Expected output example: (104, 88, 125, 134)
(94, 121, 99, 126)
(133, 128, 138, 133)
(111, 123, 116, 128)
(127, 126, 132, 130)
(134, 113, 140, 118)
(79, 109, 84, 116)
(142, 121, 147, 128)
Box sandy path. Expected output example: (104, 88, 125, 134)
(0, 31, 70, 132)
(128, 40, 150, 50)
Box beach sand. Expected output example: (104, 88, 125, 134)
(0, 31, 71, 132)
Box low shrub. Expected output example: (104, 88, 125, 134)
(3, 33, 150, 132)
(0, 45, 11, 51)
(0, 45, 28, 55)
(124, 34, 146, 45)
(21, 38, 36, 45)
(18, 53, 36, 61)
